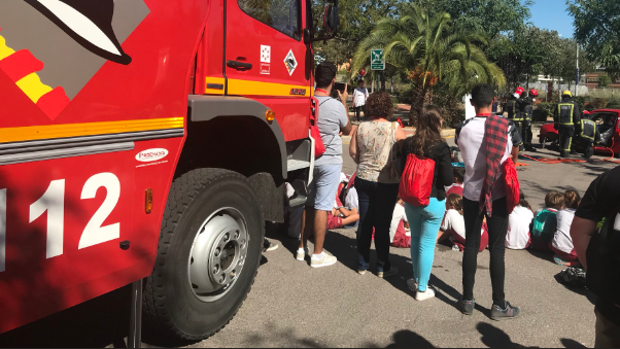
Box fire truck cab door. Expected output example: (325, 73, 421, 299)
(225, 0, 311, 141)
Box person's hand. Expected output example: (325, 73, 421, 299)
(338, 84, 349, 104)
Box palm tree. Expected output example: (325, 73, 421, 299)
(353, 5, 506, 124)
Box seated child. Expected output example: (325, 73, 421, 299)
(390, 198, 410, 244)
(438, 194, 488, 252)
(506, 193, 534, 250)
(445, 167, 465, 197)
(530, 191, 564, 252)
(551, 190, 581, 266)
(327, 181, 360, 230)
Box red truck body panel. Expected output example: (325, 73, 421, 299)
(0, 0, 315, 334)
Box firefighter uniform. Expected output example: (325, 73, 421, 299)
(506, 94, 524, 150)
(554, 92, 582, 158)
(578, 118, 597, 159)
(521, 96, 535, 151)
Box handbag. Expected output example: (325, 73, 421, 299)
(399, 153, 436, 207)
(503, 158, 520, 214)
(310, 97, 333, 158)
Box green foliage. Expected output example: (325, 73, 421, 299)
(598, 75, 612, 88)
(414, 0, 532, 39)
(569, 0, 620, 81)
(311, 0, 399, 66)
(533, 103, 555, 122)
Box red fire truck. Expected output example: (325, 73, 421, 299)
(0, 0, 338, 343)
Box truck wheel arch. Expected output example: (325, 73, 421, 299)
(177, 96, 288, 222)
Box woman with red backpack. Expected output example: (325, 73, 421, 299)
(400, 106, 454, 301)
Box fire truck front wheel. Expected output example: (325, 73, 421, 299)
(144, 169, 264, 341)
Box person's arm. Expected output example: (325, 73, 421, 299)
(349, 128, 359, 164)
(574, 102, 582, 134)
(438, 143, 455, 186)
(511, 146, 519, 164)
(338, 91, 353, 136)
(571, 217, 597, 269)
(338, 84, 349, 111)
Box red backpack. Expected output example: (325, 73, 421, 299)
(503, 158, 520, 214)
(399, 153, 436, 207)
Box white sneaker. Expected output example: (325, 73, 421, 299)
(296, 248, 310, 261)
(415, 288, 436, 302)
(310, 253, 338, 268)
(407, 279, 418, 292)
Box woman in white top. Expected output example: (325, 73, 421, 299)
(551, 190, 581, 265)
(353, 80, 369, 121)
(506, 193, 534, 250)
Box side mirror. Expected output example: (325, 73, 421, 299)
(323, 4, 339, 35)
(309, 1, 339, 43)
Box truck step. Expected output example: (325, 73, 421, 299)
(287, 159, 311, 172)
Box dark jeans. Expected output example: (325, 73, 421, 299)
(355, 106, 365, 120)
(462, 197, 509, 306)
(523, 121, 533, 148)
(559, 125, 575, 157)
(355, 178, 399, 272)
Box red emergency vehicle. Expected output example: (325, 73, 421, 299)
(0, 0, 339, 342)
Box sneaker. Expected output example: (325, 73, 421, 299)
(490, 302, 520, 321)
(460, 299, 475, 316)
(415, 288, 436, 302)
(377, 267, 398, 278)
(263, 239, 279, 252)
(310, 252, 338, 269)
(358, 269, 367, 276)
(296, 247, 310, 261)
(407, 279, 418, 292)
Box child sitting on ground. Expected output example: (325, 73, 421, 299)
(327, 177, 360, 230)
(529, 191, 564, 252)
(551, 190, 581, 266)
(390, 198, 410, 245)
(506, 193, 534, 250)
(445, 167, 465, 197)
(438, 194, 488, 252)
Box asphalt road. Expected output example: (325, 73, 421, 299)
(1, 128, 618, 348)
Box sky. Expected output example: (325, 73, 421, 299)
(529, 0, 575, 38)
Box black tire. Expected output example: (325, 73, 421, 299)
(143, 169, 264, 342)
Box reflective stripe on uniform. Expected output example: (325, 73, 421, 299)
(558, 103, 575, 126)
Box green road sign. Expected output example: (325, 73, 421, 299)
(371, 49, 385, 71)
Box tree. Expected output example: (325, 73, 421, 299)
(414, 0, 532, 39)
(569, 0, 620, 80)
(352, 4, 506, 124)
(311, 0, 399, 67)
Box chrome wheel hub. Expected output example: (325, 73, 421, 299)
(188, 208, 249, 303)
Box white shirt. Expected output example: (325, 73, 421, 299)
(353, 87, 369, 107)
(552, 209, 577, 254)
(345, 187, 359, 210)
(506, 206, 534, 249)
(441, 209, 466, 240)
(456, 117, 513, 201)
(389, 203, 408, 243)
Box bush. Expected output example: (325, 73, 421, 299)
(533, 102, 554, 122)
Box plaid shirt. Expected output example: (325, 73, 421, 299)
(479, 115, 510, 216)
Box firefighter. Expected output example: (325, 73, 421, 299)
(577, 118, 597, 159)
(553, 90, 582, 158)
(521, 89, 538, 152)
(507, 88, 525, 151)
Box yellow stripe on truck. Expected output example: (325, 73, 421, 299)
(0, 117, 185, 144)
(227, 79, 310, 97)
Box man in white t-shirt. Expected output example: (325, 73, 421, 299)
(353, 80, 369, 121)
(455, 84, 521, 320)
(389, 199, 409, 243)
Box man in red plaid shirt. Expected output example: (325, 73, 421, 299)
(455, 84, 521, 320)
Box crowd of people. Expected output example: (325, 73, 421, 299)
(296, 62, 619, 347)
